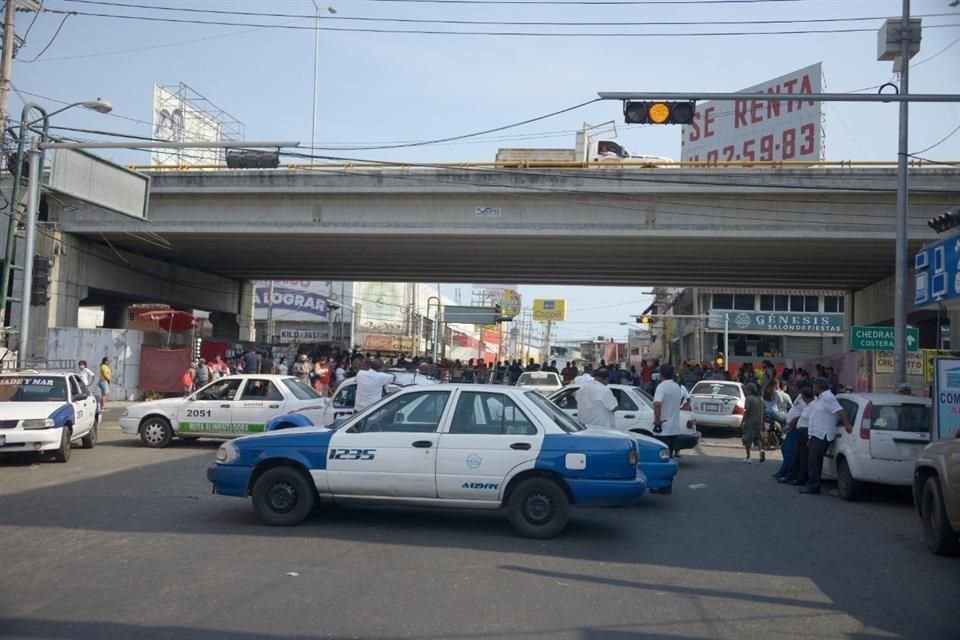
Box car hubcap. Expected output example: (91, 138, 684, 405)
(267, 482, 297, 513)
(144, 423, 165, 444)
(524, 493, 553, 524)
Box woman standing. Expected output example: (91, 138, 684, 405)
(98, 357, 112, 410)
(313, 355, 332, 397)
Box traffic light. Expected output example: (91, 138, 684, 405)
(623, 100, 696, 125)
(928, 206, 960, 234)
(638, 315, 651, 325)
(30, 255, 52, 307)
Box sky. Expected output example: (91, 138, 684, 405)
(9, 0, 960, 342)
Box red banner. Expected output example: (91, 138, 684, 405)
(139, 347, 192, 393)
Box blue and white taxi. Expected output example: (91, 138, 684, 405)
(120, 375, 322, 448)
(208, 384, 647, 538)
(0, 371, 99, 463)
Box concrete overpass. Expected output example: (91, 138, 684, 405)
(49, 165, 960, 289)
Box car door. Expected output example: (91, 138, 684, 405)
(628, 388, 656, 431)
(868, 400, 932, 463)
(825, 398, 861, 477)
(326, 389, 453, 498)
(232, 378, 289, 434)
(550, 386, 580, 420)
(610, 388, 642, 432)
(67, 376, 95, 434)
(177, 377, 242, 436)
(436, 390, 542, 501)
(330, 381, 358, 422)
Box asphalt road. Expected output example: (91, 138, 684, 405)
(0, 414, 957, 640)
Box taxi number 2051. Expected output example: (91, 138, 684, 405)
(329, 448, 376, 461)
(186, 409, 213, 419)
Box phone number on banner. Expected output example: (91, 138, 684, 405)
(686, 124, 816, 164)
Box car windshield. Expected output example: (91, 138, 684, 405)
(282, 378, 321, 400)
(525, 391, 585, 432)
(691, 382, 741, 398)
(0, 376, 69, 402)
(630, 388, 654, 408)
(872, 403, 931, 433)
(518, 372, 560, 386)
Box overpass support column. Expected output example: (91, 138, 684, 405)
(102, 302, 129, 329)
(239, 281, 256, 343)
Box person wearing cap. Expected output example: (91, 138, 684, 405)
(575, 368, 617, 429)
(741, 383, 766, 463)
(800, 377, 853, 495)
(896, 382, 913, 396)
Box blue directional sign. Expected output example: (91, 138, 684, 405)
(915, 235, 960, 308)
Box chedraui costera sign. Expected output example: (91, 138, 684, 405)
(709, 311, 844, 334)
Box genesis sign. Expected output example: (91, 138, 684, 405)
(709, 310, 842, 334)
(681, 63, 823, 164)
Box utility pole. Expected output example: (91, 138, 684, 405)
(893, 0, 911, 385)
(266, 281, 274, 344)
(0, 0, 17, 143)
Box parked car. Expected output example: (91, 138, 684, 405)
(632, 432, 679, 494)
(120, 375, 322, 448)
(913, 432, 960, 556)
(689, 380, 746, 430)
(208, 384, 648, 538)
(266, 372, 439, 431)
(825, 393, 933, 500)
(516, 371, 563, 396)
(549, 384, 699, 452)
(0, 371, 99, 462)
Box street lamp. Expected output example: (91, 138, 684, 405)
(310, 3, 336, 163)
(1, 99, 113, 365)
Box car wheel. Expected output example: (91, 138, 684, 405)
(140, 417, 173, 448)
(252, 467, 315, 526)
(837, 459, 863, 501)
(921, 476, 960, 556)
(507, 478, 570, 539)
(52, 427, 72, 463)
(81, 424, 97, 449)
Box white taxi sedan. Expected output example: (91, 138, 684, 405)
(0, 372, 99, 462)
(120, 375, 322, 448)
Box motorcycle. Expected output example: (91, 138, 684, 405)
(762, 415, 784, 451)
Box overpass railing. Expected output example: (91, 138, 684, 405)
(127, 159, 958, 172)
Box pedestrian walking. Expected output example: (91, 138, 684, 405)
(741, 383, 765, 463)
(575, 369, 617, 429)
(652, 364, 692, 458)
(800, 378, 852, 494)
(98, 357, 112, 409)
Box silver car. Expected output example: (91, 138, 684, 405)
(688, 380, 746, 430)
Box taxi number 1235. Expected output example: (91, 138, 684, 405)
(329, 448, 376, 461)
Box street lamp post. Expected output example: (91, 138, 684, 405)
(310, 3, 336, 163)
(1, 99, 112, 363)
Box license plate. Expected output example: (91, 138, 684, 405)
(703, 403, 720, 412)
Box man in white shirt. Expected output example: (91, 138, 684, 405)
(354, 359, 395, 411)
(77, 360, 96, 390)
(776, 385, 813, 483)
(575, 369, 617, 430)
(800, 378, 852, 495)
(653, 364, 691, 458)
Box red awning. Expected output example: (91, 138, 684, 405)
(137, 310, 200, 333)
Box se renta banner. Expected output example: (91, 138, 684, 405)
(933, 357, 960, 440)
(680, 63, 823, 164)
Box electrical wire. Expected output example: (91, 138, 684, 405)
(912, 34, 960, 68)
(17, 14, 71, 63)
(49, 8, 960, 37)
(911, 123, 960, 156)
(56, 2, 958, 29)
(21, 1, 44, 43)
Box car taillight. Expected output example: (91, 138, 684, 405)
(733, 404, 745, 415)
(859, 401, 872, 440)
(686, 420, 695, 430)
(629, 446, 639, 467)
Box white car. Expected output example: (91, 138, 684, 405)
(689, 380, 747, 430)
(548, 383, 699, 451)
(516, 371, 563, 396)
(119, 375, 322, 448)
(826, 393, 932, 500)
(0, 371, 99, 462)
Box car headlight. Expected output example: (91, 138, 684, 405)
(21, 418, 56, 430)
(215, 442, 239, 464)
(122, 409, 130, 418)
(658, 448, 670, 461)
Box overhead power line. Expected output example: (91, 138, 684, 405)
(56, 1, 959, 28)
(49, 8, 960, 37)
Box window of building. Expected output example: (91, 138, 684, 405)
(759, 295, 788, 311)
(824, 295, 845, 314)
(712, 294, 733, 309)
(734, 294, 755, 310)
(790, 295, 819, 312)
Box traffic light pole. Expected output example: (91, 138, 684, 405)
(17, 140, 41, 367)
(893, 0, 912, 386)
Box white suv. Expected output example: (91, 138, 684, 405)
(826, 393, 932, 500)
